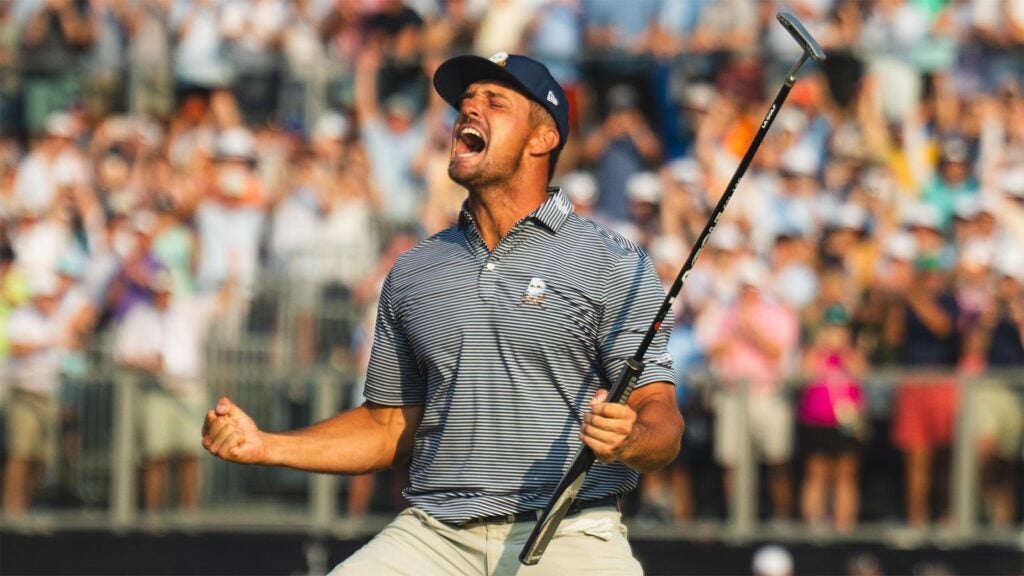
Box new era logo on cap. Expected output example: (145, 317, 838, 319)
(433, 52, 570, 149)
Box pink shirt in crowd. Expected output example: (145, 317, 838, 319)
(705, 297, 799, 394)
(798, 352, 864, 427)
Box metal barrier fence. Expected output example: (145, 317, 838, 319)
(2, 279, 1022, 548)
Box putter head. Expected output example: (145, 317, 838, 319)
(777, 12, 826, 62)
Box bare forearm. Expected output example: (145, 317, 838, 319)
(262, 403, 421, 475)
(619, 394, 683, 472)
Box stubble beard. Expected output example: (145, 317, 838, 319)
(448, 152, 522, 191)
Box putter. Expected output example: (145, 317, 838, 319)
(519, 11, 825, 566)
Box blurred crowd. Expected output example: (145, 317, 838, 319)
(0, 0, 1022, 532)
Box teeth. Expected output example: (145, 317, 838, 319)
(461, 127, 482, 139)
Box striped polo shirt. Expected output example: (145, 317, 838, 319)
(363, 188, 675, 523)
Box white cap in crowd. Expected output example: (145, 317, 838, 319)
(648, 235, 685, 266)
(1000, 166, 1024, 198)
(736, 257, 769, 288)
(995, 247, 1024, 282)
(953, 196, 981, 220)
(959, 238, 993, 268)
(29, 273, 61, 298)
(901, 202, 942, 231)
(666, 157, 702, 187)
(710, 222, 744, 252)
(313, 111, 350, 142)
(45, 112, 77, 140)
(885, 231, 918, 262)
(834, 202, 868, 231)
(560, 171, 598, 205)
(776, 108, 807, 134)
(780, 145, 818, 177)
(626, 171, 663, 204)
(216, 127, 257, 161)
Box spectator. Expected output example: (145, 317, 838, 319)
(659, 157, 711, 246)
(3, 274, 64, 516)
(960, 256, 1024, 526)
(884, 256, 960, 527)
(922, 137, 981, 229)
(221, 0, 287, 126)
(18, 0, 95, 135)
(701, 257, 799, 521)
(83, 0, 132, 119)
(114, 270, 222, 514)
(581, 0, 660, 121)
(104, 209, 162, 321)
(619, 170, 662, 248)
(798, 304, 869, 532)
(423, 0, 479, 57)
(770, 232, 819, 312)
(365, 0, 427, 108)
(10, 194, 72, 286)
(473, 0, 533, 57)
(171, 0, 232, 97)
(126, 0, 174, 120)
(583, 84, 662, 223)
(12, 111, 89, 214)
(194, 127, 266, 297)
(150, 196, 194, 298)
(353, 44, 426, 230)
(277, 0, 326, 129)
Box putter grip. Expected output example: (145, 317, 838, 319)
(607, 357, 645, 405)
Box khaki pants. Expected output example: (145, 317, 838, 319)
(5, 389, 57, 461)
(331, 506, 643, 576)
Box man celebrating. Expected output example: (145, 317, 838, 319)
(202, 53, 683, 575)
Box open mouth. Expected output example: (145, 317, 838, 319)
(454, 126, 487, 158)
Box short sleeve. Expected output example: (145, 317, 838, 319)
(597, 249, 676, 388)
(362, 271, 427, 405)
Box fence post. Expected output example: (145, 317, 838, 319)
(309, 370, 339, 531)
(110, 370, 137, 528)
(731, 379, 757, 540)
(951, 373, 977, 540)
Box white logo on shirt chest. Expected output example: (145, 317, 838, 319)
(521, 277, 547, 307)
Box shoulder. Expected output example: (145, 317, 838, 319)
(562, 213, 651, 266)
(385, 226, 466, 287)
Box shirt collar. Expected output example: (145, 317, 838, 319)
(457, 187, 573, 234)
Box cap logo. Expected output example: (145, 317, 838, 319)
(546, 90, 559, 106)
(489, 52, 509, 67)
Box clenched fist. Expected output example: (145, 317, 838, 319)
(580, 388, 637, 464)
(202, 397, 268, 464)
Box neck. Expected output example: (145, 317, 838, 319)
(466, 180, 549, 251)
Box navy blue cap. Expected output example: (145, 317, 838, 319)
(433, 52, 569, 149)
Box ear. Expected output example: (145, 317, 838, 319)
(527, 124, 559, 157)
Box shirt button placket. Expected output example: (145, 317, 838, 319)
(478, 259, 497, 301)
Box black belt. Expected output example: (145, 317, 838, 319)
(456, 495, 619, 528)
